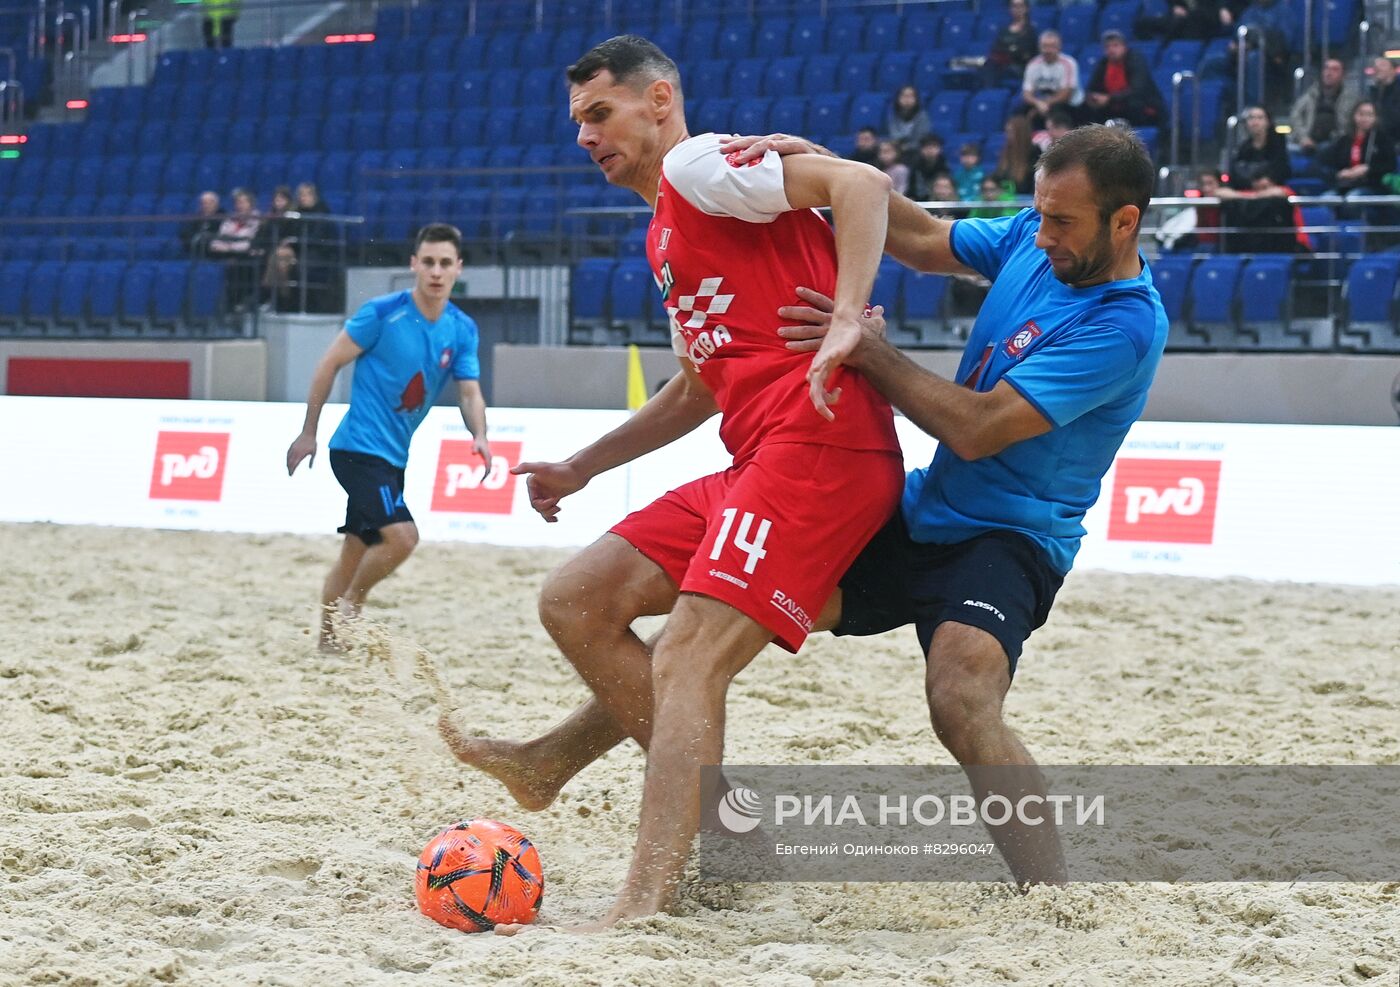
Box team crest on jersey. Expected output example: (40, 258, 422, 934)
(724, 151, 763, 169)
(1004, 320, 1042, 358)
(439, 347, 453, 368)
(670, 275, 736, 368)
(659, 228, 672, 250)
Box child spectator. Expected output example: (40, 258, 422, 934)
(847, 126, 880, 167)
(928, 174, 960, 217)
(995, 114, 1041, 194)
(909, 133, 951, 200)
(971, 175, 1019, 218)
(951, 142, 985, 201)
(876, 139, 911, 196)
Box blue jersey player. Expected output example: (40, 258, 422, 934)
(287, 224, 491, 651)
(436, 126, 1166, 901)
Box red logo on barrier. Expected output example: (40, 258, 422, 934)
(1107, 458, 1222, 544)
(430, 440, 521, 515)
(149, 431, 230, 501)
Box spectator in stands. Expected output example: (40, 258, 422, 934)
(971, 174, 1019, 218)
(1367, 56, 1400, 144)
(951, 141, 986, 200)
(208, 187, 261, 310)
(1191, 168, 1223, 250)
(982, 0, 1039, 88)
(289, 183, 337, 314)
(180, 190, 223, 257)
(926, 175, 960, 218)
(1214, 168, 1312, 253)
(886, 85, 931, 157)
(995, 114, 1041, 194)
(909, 133, 951, 200)
(1290, 58, 1360, 153)
(1226, 105, 1290, 190)
(1021, 30, 1080, 129)
(202, 0, 239, 49)
(1135, 0, 1242, 41)
(875, 139, 911, 196)
(262, 240, 301, 313)
(847, 126, 880, 167)
(1083, 30, 1165, 127)
(255, 185, 294, 253)
(1318, 100, 1396, 198)
(1032, 106, 1076, 151)
(1233, 0, 1292, 94)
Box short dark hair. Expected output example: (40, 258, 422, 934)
(566, 34, 681, 97)
(1046, 106, 1075, 130)
(413, 223, 463, 258)
(1037, 124, 1154, 228)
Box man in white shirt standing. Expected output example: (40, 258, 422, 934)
(1022, 30, 1080, 129)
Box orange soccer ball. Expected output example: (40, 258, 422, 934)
(414, 819, 544, 933)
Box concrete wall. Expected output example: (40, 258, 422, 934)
(492, 345, 1400, 426)
(0, 340, 267, 401)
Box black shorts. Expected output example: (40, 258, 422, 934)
(834, 512, 1064, 676)
(328, 449, 414, 546)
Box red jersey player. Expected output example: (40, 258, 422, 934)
(442, 36, 903, 932)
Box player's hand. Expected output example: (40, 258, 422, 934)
(718, 133, 831, 166)
(472, 435, 492, 465)
(807, 309, 877, 422)
(510, 460, 588, 523)
(286, 433, 316, 475)
(778, 286, 835, 352)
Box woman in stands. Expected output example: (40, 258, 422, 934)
(886, 85, 931, 159)
(1318, 100, 1396, 197)
(1226, 105, 1290, 190)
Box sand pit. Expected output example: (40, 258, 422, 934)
(1, 522, 1397, 986)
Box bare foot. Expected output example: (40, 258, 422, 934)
(493, 914, 628, 936)
(437, 713, 562, 812)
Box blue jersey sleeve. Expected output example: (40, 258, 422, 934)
(948, 209, 1035, 281)
(1003, 324, 1142, 428)
(343, 301, 381, 350)
(452, 315, 481, 381)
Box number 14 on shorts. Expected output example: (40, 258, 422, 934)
(708, 508, 771, 574)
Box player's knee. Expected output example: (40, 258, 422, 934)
(537, 566, 609, 643)
(381, 523, 418, 554)
(925, 634, 1009, 752)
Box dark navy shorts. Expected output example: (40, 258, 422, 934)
(834, 511, 1064, 676)
(328, 449, 414, 546)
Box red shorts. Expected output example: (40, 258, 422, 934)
(610, 442, 904, 652)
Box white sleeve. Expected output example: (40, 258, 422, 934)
(662, 133, 792, 224)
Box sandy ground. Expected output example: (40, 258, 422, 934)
(1, 522, 1397, 987)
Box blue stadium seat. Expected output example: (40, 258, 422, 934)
(733, 97, 771, 137)
(449, 108, 487, 146)
(188, 262, 226, 329)
(118, 262, 155, 330)
(1237, 256, 1298, 348)
(807, 93, 850, 140)
(24, 261, 62, 331)
(903, 270, 959, 347)
(571, 257, 617, 343)
(839, 52, 878, 94)
(967, 88, 1010, 125)
(1189, 254, 1245, 348)
(825, 14, 865, 54)
(1149, 253, 1193, 329)
(756, 16, 794, 57)
(865, 12, 904, 51)
(1057, 5, 1097, 50)
(874, 52, 917, 94)
(483, 108, 518, 147)
(1097, 1, 1138, 39)
(869, 260, 908, 341)
(691, 59, 730, 100)
(799, 55, 841, 96)
(1341, 254, 1400, 351)
(150, 261, 190, 330)
(715, 21, 754, 59)
(609, 258, 655, 337)
(53, 261, 94, 329)
(0, 258, 34, 329)
(768, 97, 808, 137)
(731, 58, 767, 98)
(764, 57, 804, 98)
(848, 91, 887, 133)
(1158, 40, 1204, 75)
(789, 19, 825, 53)
(928, 90, 969, 134)
(905, 11, 940, 50)
(939, 12, 979, 51)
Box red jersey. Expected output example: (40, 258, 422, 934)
(647, 133, 899, 464)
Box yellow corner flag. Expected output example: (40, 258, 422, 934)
(626, 344, 647, 411)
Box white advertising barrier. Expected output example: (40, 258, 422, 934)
(0, 396, 1397, 586)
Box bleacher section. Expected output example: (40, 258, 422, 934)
(0, 0, 1390, 349)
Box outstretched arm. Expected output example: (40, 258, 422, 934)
(455, 378, 492, 464)
(510, 359, 719, 522)
(287, 330, 363, 474)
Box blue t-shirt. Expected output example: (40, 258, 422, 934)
(903, 209, 1168, 574)
(328, 291, 480, 468)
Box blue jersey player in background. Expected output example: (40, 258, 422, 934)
(287, 223, 492, 651)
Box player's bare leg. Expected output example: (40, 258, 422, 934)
(924, 621, 1068, 886)
(438, 534, 677, 808)
(497, 592, 773, 935)
(446, 579, 846, 810)
(340, 520, 419, 613)
(319, 535, 368, 652)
